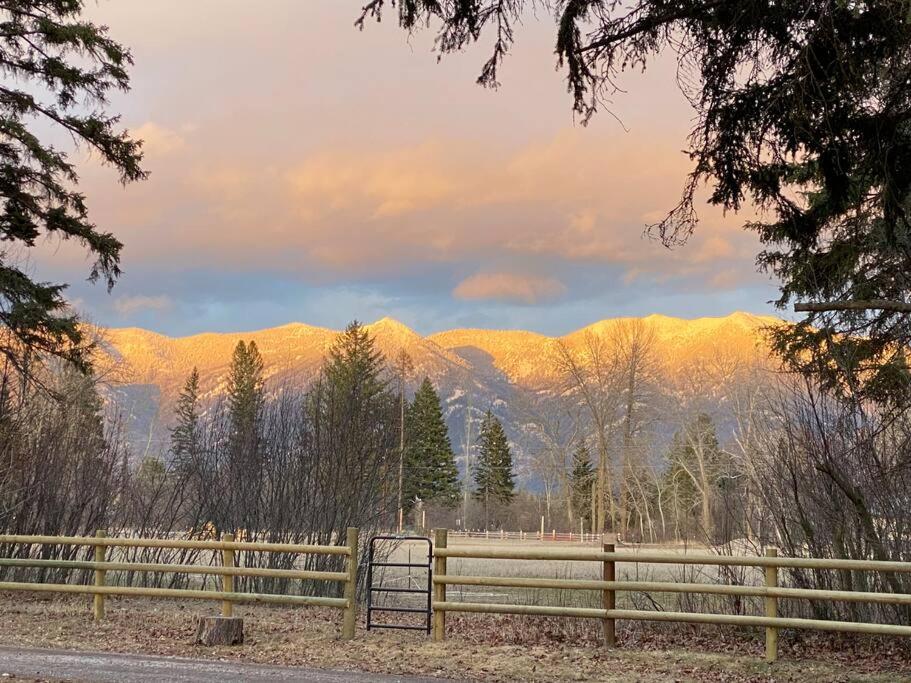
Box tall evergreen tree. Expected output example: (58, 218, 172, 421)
(473, 409, 515, 528)
(227, 341, 264, 449)
(403, 377, 460, 511)
(309, 321, 397, 534)
(569, 442, 595, 528)
(0, 2, 146, 378)
(223, 341, 264, 530)
(322, 322, 386, 404)
(170, 367, 200, 470)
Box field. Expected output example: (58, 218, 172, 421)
(2, 535, 911, 681)
(374, 535, 766, 621)
(1, 593, 910, 682)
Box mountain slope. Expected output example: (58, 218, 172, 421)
(428, 312, 779, 386)
(99, 312, 780, 478)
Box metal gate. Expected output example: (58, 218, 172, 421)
(366, 535, 432, 633)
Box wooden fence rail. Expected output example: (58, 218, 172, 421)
(0, 528, 359, 640)
(430, 528, 911, 662)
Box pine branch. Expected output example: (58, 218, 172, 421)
(794, 301, 911, 314)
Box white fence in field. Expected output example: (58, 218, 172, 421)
(448, 530, 601, 543)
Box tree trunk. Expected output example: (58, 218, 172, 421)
(195, 616, 244, 646)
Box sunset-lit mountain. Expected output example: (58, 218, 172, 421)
(429, 311, 778, 387)
(99, 312, 780, 471)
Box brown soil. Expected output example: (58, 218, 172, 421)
(0, 593, 909, 682)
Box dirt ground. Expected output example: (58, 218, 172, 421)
(1, 594, 910, 682)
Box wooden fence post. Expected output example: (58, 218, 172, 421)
(765, 547, 778, 663)
(342, 527, 359, 640)
(603, 541, 616, 646)
(433, 528, 448, 641)
(221, 532, 235, 618)
(93, 530, 107, 621)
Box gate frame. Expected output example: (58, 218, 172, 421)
(366, 534, 433, 633)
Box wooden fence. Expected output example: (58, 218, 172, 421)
(5, 526, 911, 658)
(0, 527, 360, 639)
(431, 528, 911, 662)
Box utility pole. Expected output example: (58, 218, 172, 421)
(397, 349, 412, 532)
(462, 385, 472, 529)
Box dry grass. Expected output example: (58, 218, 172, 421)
(1, 593, 910, 682)
(387, 537, 768, 616)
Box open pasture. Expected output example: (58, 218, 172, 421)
(376, 536, 765, 617)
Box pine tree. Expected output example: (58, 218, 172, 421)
(227, 341, 264, 449)
(136, 455, 167, 488)
(322, 322, 387, 404)
(0, 3, 146, 377)
(224, 341, 264, 530)
(309, 321, 397, 530)
(170, 367, 201, 471)
(569, 442, 595, 528)
(473, 409, 515, 528)
(403, 377, 460, 511)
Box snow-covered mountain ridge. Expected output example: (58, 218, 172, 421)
(98, 312, 781, 478)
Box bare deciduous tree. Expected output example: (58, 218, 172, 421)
(554, 332, 622, 533)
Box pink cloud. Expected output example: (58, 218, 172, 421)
(62, 126, 764, 298)
(113, 295, 173, 315)
(454, 273, 567, 304)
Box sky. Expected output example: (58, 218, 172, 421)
(35, 1, 782, 337)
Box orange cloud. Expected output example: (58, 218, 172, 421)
(133, 122, 186, 156)
(73, 126, 763, 294)
(454, 273, 567, 304)
(286, 143, 462, 219)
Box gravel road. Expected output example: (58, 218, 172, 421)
(0, 646, 456, 682)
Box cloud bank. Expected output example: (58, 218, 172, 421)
(30, 1, 777, 336)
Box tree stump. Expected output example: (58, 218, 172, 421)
(194, 616, 244, 646)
